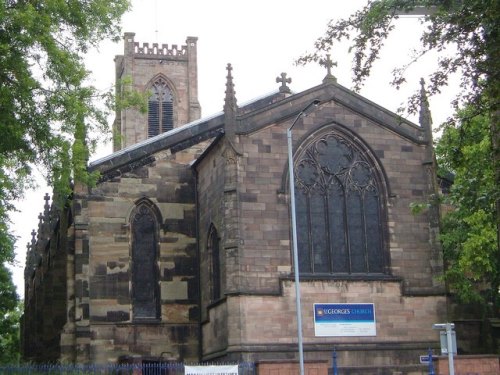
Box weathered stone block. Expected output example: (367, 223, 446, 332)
(161, 280, 188, 301)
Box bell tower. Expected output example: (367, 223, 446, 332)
(113, 32, 201, 151)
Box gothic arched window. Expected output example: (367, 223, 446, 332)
(148, 78, 174, 137)
(131, 201, 160, 319)
(207, 225, 221, 302)
(294, 130, 388, 276)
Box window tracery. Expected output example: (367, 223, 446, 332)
(294, 130, 387, 275)
(148, 78, 174, 137)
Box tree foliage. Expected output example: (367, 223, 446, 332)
(436, 107, 498, 307)
(0, 0, 130, 248)
(0, 0, 131, 359)
(297, 0, 499, 115)
(0, 264, 20, 364)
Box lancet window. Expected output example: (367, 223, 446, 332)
(131, 200, 160, 319)
(148, 78, 174, 137)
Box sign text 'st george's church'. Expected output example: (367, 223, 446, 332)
(22, 33, 447, 374)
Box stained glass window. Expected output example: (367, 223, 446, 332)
(294, 131, 387, 275)
(131, 202, 160, 319)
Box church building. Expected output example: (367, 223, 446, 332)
(22, 33, 447, 374)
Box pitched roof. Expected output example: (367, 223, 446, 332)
(89, 80, 426, 180)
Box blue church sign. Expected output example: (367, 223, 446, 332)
(314, 303, 376, 337)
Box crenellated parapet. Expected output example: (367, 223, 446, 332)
(123, 32, 196, 61)
(133, 42, 188, 59)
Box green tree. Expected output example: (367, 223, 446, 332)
(0, 264, 20, 364)
(0, 0, 131, 238)
(298, 0, 499, 308)
(298, 1, 499, 113)
(436, 107, 498, 307)
(0, 0, 131, 358)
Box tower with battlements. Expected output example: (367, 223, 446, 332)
(113, 33, 201, 151)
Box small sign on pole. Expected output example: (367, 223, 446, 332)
(419, 355, 430, 364)
(439, 331, 457, 354)
(432, 323, 456, 375)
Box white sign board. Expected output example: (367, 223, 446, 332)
(420, 355, 431, 364)
(440, 331, 457, 354)
(314, 303, 376, 337)
(185, 365, 239, 375)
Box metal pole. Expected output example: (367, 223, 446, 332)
(287, 125, 305, 375)
(446, 323, 455, 375)
(286, 100, 320, 375)
(332, 348, 338, 375)
(428, 348, 435, 375)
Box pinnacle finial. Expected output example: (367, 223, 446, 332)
(419, 78, 427, 98)
(30, 229, 36, 247)
(419, 78, 433, 144)
(43, 193, 50, 215)
(419, 79, 431, 123)
(224, 63, 237, 113)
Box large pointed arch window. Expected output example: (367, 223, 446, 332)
(131, 200, 160, 320)
(148, 78, 174, 137)
(294, 129, 388, 275)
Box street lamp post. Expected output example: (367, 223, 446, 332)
(287, 99, 320, 375)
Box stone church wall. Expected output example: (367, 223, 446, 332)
(197, 95, 446, 365)
(22, 198, 72, 363)
(196, 140, 231, 359)
(197, 141, 226, 315)
(236, 98, 442, 293)
(229, 281, 445, 364)
(69, 150, 200, 363)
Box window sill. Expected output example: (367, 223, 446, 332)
(283, 273, 401, 282)
(132, 318, 162, 324)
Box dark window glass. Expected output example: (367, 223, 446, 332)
(161, 101, 174, 132)
(148, 79, 173, 137)
(294, 132, 386, 275)
(329, 181, 348, 273)
(207, 226, 221, 301)
(148, 100, 160, 137)
(311, 193, 329, 272)
(296, 190, 311, 273)
(131, 204, 159, 319)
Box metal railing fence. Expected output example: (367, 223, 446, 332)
(0, 362, 256, 375)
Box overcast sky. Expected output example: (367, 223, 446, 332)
(10, 0, 459, 298)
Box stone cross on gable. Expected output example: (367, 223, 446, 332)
(320, 54, 337, 83)
(276, 72, 292, 93)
